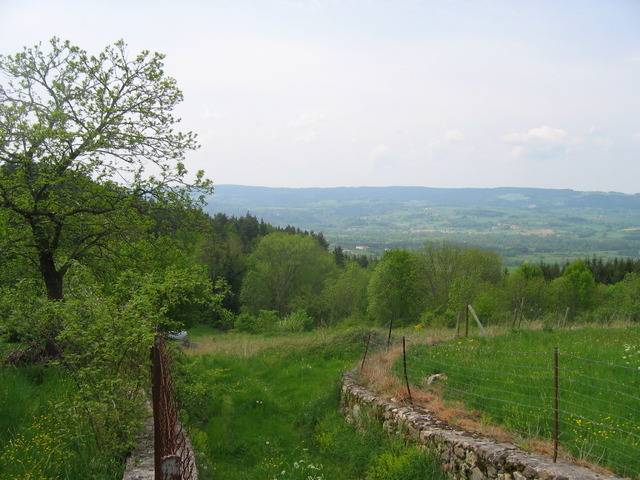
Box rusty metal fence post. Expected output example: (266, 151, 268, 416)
(150, 334, 197, 479)
(151, 336, 163, 479)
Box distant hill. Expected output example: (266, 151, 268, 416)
(207, 185, 640, 210)
(204, 185, 640, 265)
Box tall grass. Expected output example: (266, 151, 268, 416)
(399, 328, 640, 478)
(176, 328, 446, 480)
(0, 367, 124, 479)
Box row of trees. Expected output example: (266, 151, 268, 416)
(538, 256, 640, 284)
(235, 234, 640, 330)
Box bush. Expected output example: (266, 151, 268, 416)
(234, 310, 280, 333)
(277, 309, 314, 333)
(255, 309, 279, 332)
(418, 307, 454, 329)
(366, 446, 445, 480)
(473, 286, 500, 324)
(234, 312, 258, 333)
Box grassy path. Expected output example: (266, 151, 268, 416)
(176, 327, 446, 480)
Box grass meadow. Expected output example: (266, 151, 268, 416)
(399, 328, 640, 478)
(0, 366, 123, 479)
(176, 327, 446, 480)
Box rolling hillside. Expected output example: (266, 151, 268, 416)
(206, 185, 640, 265)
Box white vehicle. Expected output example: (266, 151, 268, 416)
(167, 330, 188, 341)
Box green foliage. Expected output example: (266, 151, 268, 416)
(0, 38, 211, 300)
(277, 309, 314, 333)
(366, 446, 445, 480)
(234, 312, 259, 333)
(240, 232, 336, 315)
(255, 310, 279, 332)
(0, 368, 123, 479)
(368, 250, 424, 326)
(321, 263, 370, 324)
(503, 263, 549, 318)
(603, 273, 640, 321)
(418, 307, 454, 329)
(113, 264, 228, 331)
(0, 262, 217, 478)
(551, 260, 597, 317)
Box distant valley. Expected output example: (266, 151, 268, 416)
(206, 185, 640, 266)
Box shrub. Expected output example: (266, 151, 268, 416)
(366, 446, 445, 480)
(234, 312, 258, 333)
(418, 307, 454, 329)
(473, 286, 500, 323)
(234, 310, 280, 333)
(277, 309, 314, 333)
(255, 309, 279, 332)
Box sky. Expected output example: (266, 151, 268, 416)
(2, 0, 640, 192)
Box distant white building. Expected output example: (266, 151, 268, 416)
(355, 245, 369, 251)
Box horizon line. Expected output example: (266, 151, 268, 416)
(212, 184, 640, 196)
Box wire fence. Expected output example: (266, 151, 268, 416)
(361, 328, 640, 479)
(151, 334, 197, 480)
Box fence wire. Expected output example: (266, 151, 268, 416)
(151, 335, 197, 480)
(377, 334, 640, 479)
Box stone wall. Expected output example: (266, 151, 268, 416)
(341, 371, 620, 480)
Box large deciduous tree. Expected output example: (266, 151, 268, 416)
(0, 38, 210, 299)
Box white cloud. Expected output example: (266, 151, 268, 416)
(502, 126, 572, 160)
(201, 108, 224, 121)
(443, 129, 464, 143)
(368, 144, 390, 163)
(288, 112, 325, 129)
(294, 129, 319, 144)
(503, 125, 568, 144)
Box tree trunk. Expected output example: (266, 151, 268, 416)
(38, 249, 64, 300)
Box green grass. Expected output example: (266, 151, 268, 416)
(398, 328, 640, 478)
(0, 366, 124, 479)
(176, 328, 446, 480)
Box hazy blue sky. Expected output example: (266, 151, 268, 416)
(2, 0, 639, 192)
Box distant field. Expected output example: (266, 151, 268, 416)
(206, 185, 640, 265)
(398, 328, 640, 478)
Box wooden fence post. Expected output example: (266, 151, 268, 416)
(465, 304, 469, 337)
(402, 336, 412, 404)
(360, 332, 371, 372)
(386, 319, 393, 350)
(562, 307, 570, 328)
(517, 297, 525, 329)
(467, 304, 485, 336)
